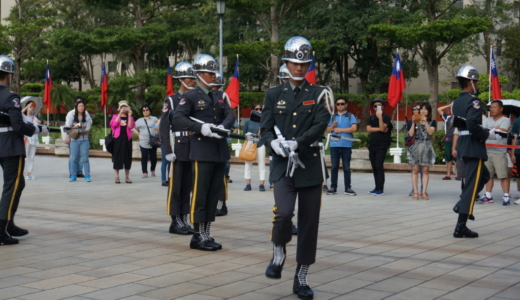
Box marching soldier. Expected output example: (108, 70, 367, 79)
(261, 37, 333, 300)
(452, 65, 499, 238)
(0, 55, 48, 245)
(172, 54, 234, 251)
(160, 62, 197, 235)
(211, 71, 229, 217)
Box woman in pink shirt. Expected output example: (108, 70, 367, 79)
(110, 100, 135, 183)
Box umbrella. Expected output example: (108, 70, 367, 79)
(487, 99, 520, 117)
(21, 96, 43, 116)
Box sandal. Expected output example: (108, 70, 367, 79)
(125, 177, 132, 184)
(422, 192, 429, 200)
(413, 193, 419, 200)
(115, 177, 120, 184)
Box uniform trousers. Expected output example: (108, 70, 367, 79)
(167, 160, 192, 216)
(272, 176, 322, 265)
(454, 157, 490, 216)
(0, 155, 25, 221)
(191, 161, 225, 223)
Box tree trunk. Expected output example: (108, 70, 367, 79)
(269, 6, 279, 88)
(427, 61, 439, 121)
(343, 55, 349, 93)
(358, 75, 371, 131)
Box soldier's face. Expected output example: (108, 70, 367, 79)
(198, 72, 216, 87)
(286, 62, 310, 79)
(182, 78, 196, 88)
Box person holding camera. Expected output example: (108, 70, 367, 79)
(243, 103, 266, 192)
(66, 101, 92, 182)
(132, 104, 159, 178)
(110, 100, 135, 184)
(366, 97, 393, 196)
(21, 100, 40, 180)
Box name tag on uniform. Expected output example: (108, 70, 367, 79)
(218, 100, 224, 103)
(303, 100, 315, 105)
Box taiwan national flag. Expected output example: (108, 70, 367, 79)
(166, 60, 174, 96)
(43, 62, 52, 108)
(100, 61, 108, 109)
(490, 48, 502, 100)
(305, 54, 316, 84)
(225, 56, 240, 108)
(388, 51, 406, 108)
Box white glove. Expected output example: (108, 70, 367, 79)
(201, 124, 213, 137)
(283, 140, 298, 152)
(39, 126, 49, 135)
(487, 129, 499, 140)
(32, 124, 40, 135)
(166, 153, 176, 162)
(217, 125, 225, 130)
(210, 133, 223, 139)
(271, 138, 287, 157)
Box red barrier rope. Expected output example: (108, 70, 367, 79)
(485, 144, 520, 149)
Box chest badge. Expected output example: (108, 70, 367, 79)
(198, 100, 205, 105)
(277, 100, 286, 105)
(303, 100, 315, 105)
(179, 98, 186, 105)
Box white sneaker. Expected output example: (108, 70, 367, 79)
(514, 199, 520, 205)
(515, 194, 520, 199)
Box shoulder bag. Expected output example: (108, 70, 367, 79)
(239, 128, 259, 161)
(144, 118, 161, 147)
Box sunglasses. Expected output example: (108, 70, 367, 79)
(254, 108, 262, 111)
(336, 103, 346, 106)
(373, 105, 382, 108)
(413, 107, 420, 110)
(142, 109, 150, 112)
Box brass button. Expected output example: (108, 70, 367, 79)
(314, 153, 317, 157)
(177, 140, 181, 142)
(293, 112, 297, 116)
(292, 137, 295, 140)
(293, 125, 296, 128)
(214, 116, 217, 119)
(308, 110, 311, 113)
(279, 111, 282, 114)
(198, 138, 201, 140)
(214, 108, 216, 111)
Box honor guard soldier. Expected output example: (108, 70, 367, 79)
(211, 71, 229, 217)
(160, 62, 197, 235)
(172, 54, 234, 251)
(452, 65, 499, 238)
(0, 55, 48, 245)
(261, 37, 334, 300)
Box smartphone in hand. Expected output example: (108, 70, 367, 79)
(377, 106, 382, 112)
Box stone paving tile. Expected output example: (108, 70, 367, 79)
(4, 157, 520, 300)
(18, 284, 98, 300)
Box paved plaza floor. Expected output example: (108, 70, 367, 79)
(1, 155, 520, 300)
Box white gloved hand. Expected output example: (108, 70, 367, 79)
(210, 133, 223, 139)
(271, 138, 287, 157)
(166, 153, 176, 162)
(217, 125, 225, 130)
(39, 126, 49, 135)
(201, 123, 213, 137)
(33, 124, 40, 135)
(283, 140, 298, 152)
(487, 128, 499, 140)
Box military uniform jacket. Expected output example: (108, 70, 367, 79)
(260, 80, 330, 187)
(159, 92, 190, 161)
(172, 85, 234, 162)
(452, 91, 489, 160)
(0, 85, 36, 157)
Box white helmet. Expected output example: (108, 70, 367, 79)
(277, 64, 289, 79)
(212, 71, 225, 86)
(456, 65, 479, 81)
(282, 36, 312, 64)
(173, 62, 196, 79)
(192, 54, 218, 73)
(0, 55, 15, 74)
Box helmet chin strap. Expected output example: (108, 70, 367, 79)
(180, 79, 195, 90)
(471, 81, 477, 94)
(288, 72, 305, 81)
(197, 74, 214, 89)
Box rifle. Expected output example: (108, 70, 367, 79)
(189, 116, 260, 142)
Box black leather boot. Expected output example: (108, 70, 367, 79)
(293, 264, 313, 300)
(169, 216, 190, 235)
(0, 219, 19, 246)
(189, 224, 218, 251)
(453, 213, 478, 238)
(7, 219, 28, 237)
(182, 215, 196, 234)
(216, 200, 228, 216)
(265, 243, 286, 279)
(205, 222, 222, 250)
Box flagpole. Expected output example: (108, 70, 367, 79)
(396, 49, 399, 149)
(489, 46, 492, 103)
(236, 54, 240, 135)
(103, 61, 107, 137)
(46, 59, 50, 133)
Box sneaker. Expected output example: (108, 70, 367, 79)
(29, 176, 36, 180)
(455, 177, 462, 181)
(409, 189, 414, 196)
(24, 176, 31, 180)
(477, 196, 493, 204)
(162, 181, 168, 186)
(345, 188, 356, 196)
(259, 185, 265, 192)
(326, 188, 337, 195)
(322, 185, 329, 193)
(514, 199, 520, 205)
(442, 176, 451, 180)
(85, 176, 91, 182)
(244, 184, 251, 191)
(503, 196, 511, 206)
(373, 189, 384, 196)
(369, 189, 377, 195)
(69, 176, 76, 182)
(142, 173, 148, 178)
(151, 172, 156, 177)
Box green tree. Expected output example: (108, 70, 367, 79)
(501, 23, 520, 89)
(371, 0, 492, 119)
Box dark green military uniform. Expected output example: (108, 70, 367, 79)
(260, 80, 329, 265)
(172, 85, 234, 224)
(452, 91, 490, 218)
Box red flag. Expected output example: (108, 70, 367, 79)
(225, 56, 240, 108)
(388, 51, 406, 108)
(490, 48, 502, 100)
(305, 54, 316, 84)
(101, 61, 108, 109)
(43, 62, 52, 108)
(166, 60, 174, 96)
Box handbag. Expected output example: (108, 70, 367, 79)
(105, 133, 114, 154)
(144, 118, 161, 147)
(239, 140, 257, 161)
(404, 135, 416, 147)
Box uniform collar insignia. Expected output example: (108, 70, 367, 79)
(277, 100, 286, 105)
